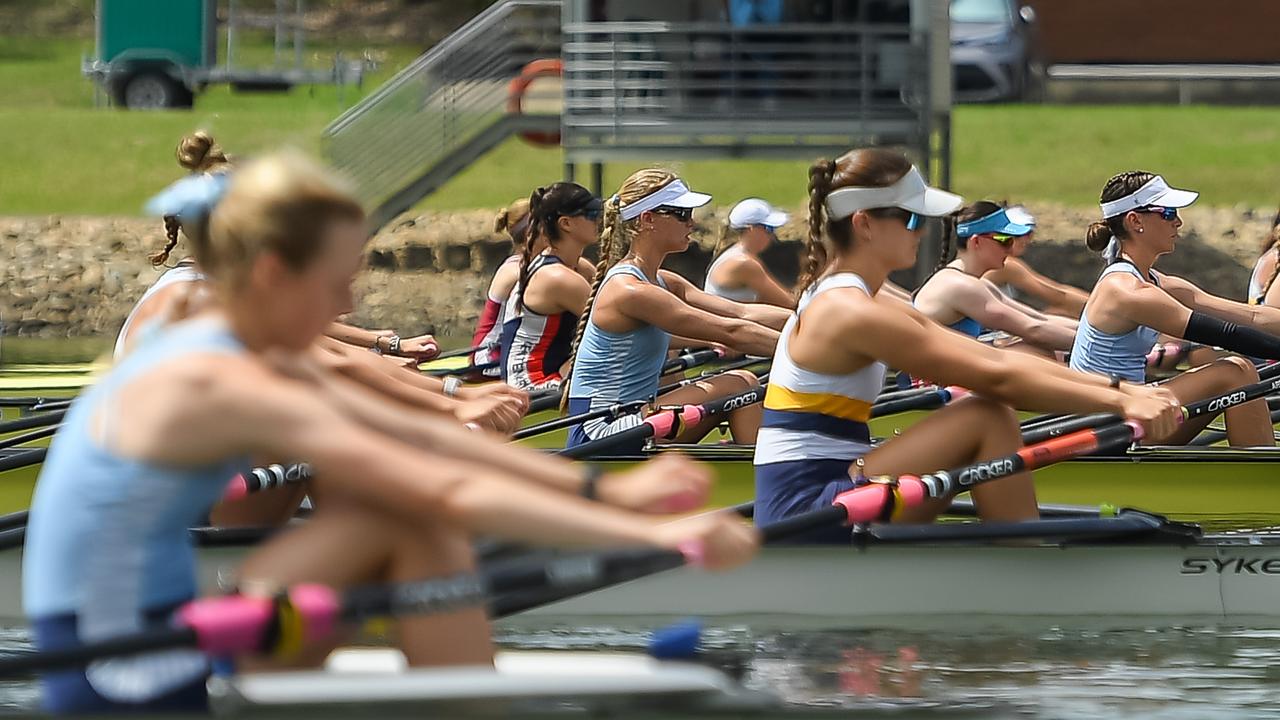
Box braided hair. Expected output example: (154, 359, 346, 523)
(798, 149, 914, 295)
(559, 168, 678, 412)
(151, 132, 232, 267)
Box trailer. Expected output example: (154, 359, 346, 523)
(82, 0, 366, 110)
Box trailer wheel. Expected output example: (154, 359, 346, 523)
(117, 71, 191, 110)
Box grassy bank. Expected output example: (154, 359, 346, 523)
(3, 35, 1280, 214)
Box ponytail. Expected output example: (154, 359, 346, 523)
(517, 187, 549, 312)
(150, 215, 183, 267)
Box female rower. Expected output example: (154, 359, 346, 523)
(500, 182, 600, 392)
(120, 132, 438, 366)
(753, 148, 1183, 541)
(703, 198, 796, 308)
(469, 198, 533, 377)
(912, 202, 1078, 354)
(982, 206, 1090, 319)
(23, 151, 757, 715)
(563, 169, 791, 453)
(1070, 171, 1280, 446)
(1248, 207, 1280, 305)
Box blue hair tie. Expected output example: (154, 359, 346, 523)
(144, 173, 231, 222)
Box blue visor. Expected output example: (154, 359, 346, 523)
(956, 208, 1034, 239)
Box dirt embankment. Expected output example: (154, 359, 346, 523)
(2, 203, 1272, 338)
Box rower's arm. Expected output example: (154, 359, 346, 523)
(312, 338, 463, 418)
(842, 300, 1131, 416)
(660, 270, 790, 329)
(614, 275, 780, 357)
(1159, 273, 1280, 334)
(325, 321, 392, 351)
(991, 258, 1089, 318)
(947, 278, 1076, 352)
(726, 256, 797, 309)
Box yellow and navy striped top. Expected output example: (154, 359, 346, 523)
(754, 273, 886, 465)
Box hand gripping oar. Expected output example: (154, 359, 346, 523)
(0, 410, 66, 436)
(557, 384, 766, 460)
(0, 545, 703, 677)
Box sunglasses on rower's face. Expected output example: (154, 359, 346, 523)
(651, 206, 694, 222)
(572, 208, 603, 222)
(1138, 206, 1179, 222)
(872, 208, 923, 231)
(991, 233, 1016, 245)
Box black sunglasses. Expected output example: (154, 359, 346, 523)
(569, 208, 602, 222)
(650, 206, 694, 222)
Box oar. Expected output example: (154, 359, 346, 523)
(870, 386, 967, 418)
(0, 410, 66, 436)
(513, 400, 649, 440)
(524, 349, 731, 416)
(28, 400, 72, 413)
(0, 397, 54, 408)
(0, 447, 45, 473)
(1189, 405, 1280, 446)
(558, 384, 766, 460)
(425, 361, 498, 378)
(0, 545, 703, 677)
(434, 342, 494, 361)
(0, 463, 315, 551)
(0, 424, 59, 451)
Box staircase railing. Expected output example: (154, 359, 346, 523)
(323, 0, 561, 230)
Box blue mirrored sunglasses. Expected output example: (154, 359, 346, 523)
(905, 211, 922, 231)
(1138, 206, 1178, 221)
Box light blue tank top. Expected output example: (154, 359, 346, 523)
(566, 264, 671, 409)
(1069, 262, 1161, 383)
(24, 318, 249, 621)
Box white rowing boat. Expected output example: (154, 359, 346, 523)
(209, 648, 793, 718)
(3, 513, 1277, 629)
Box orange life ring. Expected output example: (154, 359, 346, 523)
(507, 58, 562, 147)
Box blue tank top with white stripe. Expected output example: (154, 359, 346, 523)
(24, 318, 250, 621)
(1069, 262, 1161, 383)
(565, 263, 671, 414)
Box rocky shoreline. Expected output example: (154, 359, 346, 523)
(2, 203, 1272, 339)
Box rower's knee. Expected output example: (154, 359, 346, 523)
(959, 395, 1019, 434)
(723, 369, 761, 389)
(1211, 356, 1259, 389)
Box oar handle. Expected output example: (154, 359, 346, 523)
(222, 463, 313, 502)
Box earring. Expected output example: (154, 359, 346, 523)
(1137, 227, 1144, 234)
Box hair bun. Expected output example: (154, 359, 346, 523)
(176, 131, 227, 173)
(1085, 221, 1112, 252)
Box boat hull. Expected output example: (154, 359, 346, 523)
(4, 537, 1279, 629)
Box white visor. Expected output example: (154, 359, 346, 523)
(824, 166, 963, 221)
(1099, 175, 1199, 219)
(619, 179, 712, 221)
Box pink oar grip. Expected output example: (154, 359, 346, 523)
(289, 584, 342, 645)
(832, 484, 890, 525)
(643, 411, 677, 438)
(177, 595, 275, 656)
(895, 476, 927, 507)
(679, 405, 705, 427)
(222, 474, 249, 502)
(1125, 420, 1146, 442)
(676, 538, 705, 568)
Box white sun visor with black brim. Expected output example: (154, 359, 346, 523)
(1099, 175, 1199, 219)
(824, 166, 963, 221)
(619, 179, 712, 221)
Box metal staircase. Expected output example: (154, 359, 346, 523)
(323, 0, 561, 231)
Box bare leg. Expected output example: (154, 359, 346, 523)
(860, 396, 1037, 523)
(654, 370, 762, 444)
(1156, 357, 1273, 447)
(237, 495, 492, 669)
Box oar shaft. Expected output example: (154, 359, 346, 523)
(0, 447, 45, 473)
(0, 410, 66, 436)
(0, 424, 58, 451)
(512, 400, 647, 441)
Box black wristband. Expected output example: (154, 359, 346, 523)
(1183, 310, 1280, 360)
(579, 464, 604, 501)
(1109, 373, 1123, 389)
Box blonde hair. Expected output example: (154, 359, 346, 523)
(559, 167, 678, 412)
(194, 150, 364, 290)
(152, 131, 234, 267)
(494, 198, 532, 249)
